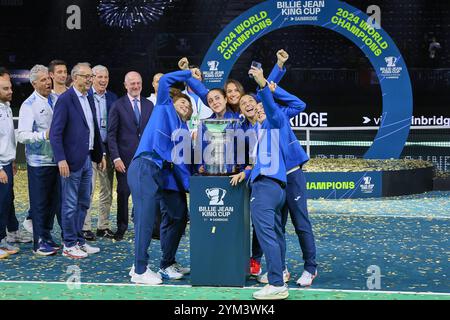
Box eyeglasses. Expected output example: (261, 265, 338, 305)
(76, 73, 94, 80)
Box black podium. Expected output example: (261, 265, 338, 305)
(190, 176, 250, 287)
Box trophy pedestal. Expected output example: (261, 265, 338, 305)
(189, 176, 250, 287)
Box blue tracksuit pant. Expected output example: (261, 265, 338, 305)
(127, 157, 163, 275)
(0, 164, 13, 242)
(250, 176, 286, 286)
(159, 190, 188, 269)
(252, 169, 317, 274)
(281, 169, 317, 274)
(27, 165, 61, 251)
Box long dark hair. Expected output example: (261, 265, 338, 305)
(224, 79, 245, 113)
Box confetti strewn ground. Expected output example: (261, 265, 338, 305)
(0, 170, 449, 300)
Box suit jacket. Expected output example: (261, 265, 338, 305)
(107, 95, 153, 167)
(50, 86, 104, 172)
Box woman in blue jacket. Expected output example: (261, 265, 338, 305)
(234, 50, 318, 289)
(179, 57, 240, 120)
(127, 70, 195, 285)
(231, 66, 290, 300)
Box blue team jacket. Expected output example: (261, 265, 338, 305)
(268, 65, 310, 170)
(240, 76, 308, 174)
(249, 86, 289, 183)
(134, 70, 193, 191)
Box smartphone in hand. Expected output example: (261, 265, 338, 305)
(249, 61, 262, 78)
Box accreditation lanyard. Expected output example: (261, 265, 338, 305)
(94, 94, 107, 129)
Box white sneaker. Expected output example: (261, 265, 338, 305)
(0, 248, 9, 259)
(158, 265, 184, 280)
(253, 284, 289, 300)
(129, 264, 162, 279)
(62, 245, 88, 259)
(0, 238, 20, 255)
(257, 268, 291, 284)
(22, 218, 33, 234)
(131, 268, 163, 285)
(79, 243, 100, 255)
(296, 270, 317, 287)
(6, 230, 32, 243)
(172, 262, 190, 275)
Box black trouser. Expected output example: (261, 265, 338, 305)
(116, 171, 130, 235)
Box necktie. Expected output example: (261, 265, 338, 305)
(133, 98, 140, 125)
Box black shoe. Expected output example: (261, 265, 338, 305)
(96, 229, 115, 239)
(114, 232, 124, 241)
(82, 230, 96, 241)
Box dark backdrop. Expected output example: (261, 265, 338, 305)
(1, 0, 449, 126)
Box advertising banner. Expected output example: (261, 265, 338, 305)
(201, 0, 413, 159)
(305, 171, 382, 199)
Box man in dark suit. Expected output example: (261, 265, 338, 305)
(50, 62, 106, 259)
(82, 65, 118, 241)
(108, 71, 153, 241)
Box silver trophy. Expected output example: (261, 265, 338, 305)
(201, 119, 239, 175)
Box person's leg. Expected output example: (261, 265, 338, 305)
(97, 157, 113, 230)
(76, 158, 93, 246)
(275, 197, 286, 274)
(116, 171, 130, 236)
(251, 226, 263, 263)
(27, 165, 51, 251)
(60, 166, 83, 248)
(6, 190, 19, 233)
(280, 202, 289, 271)
(286, 169, 317, 274)
(51, 170, 63, 240)
(128, 158, 162, 275)
(83, 162, 98, 232)
(250, 178, 285, 287)
(152, 200, 162, 240)
(43, 167, 61, 244)
(6, 170, 31, 243)
(159, 190, 188, 269)
(0, 164, 13, 242)
(27, 166, 39, 249)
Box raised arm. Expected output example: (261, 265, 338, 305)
(157, 70, 193, 106)
(249, 66, 284, 129)
(185, 76, 209, 106)
(178, 57, 209, 105)
(267, 49, 289, 84)
(258, 86, 284, 129)
(272, 85, 306, 118)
